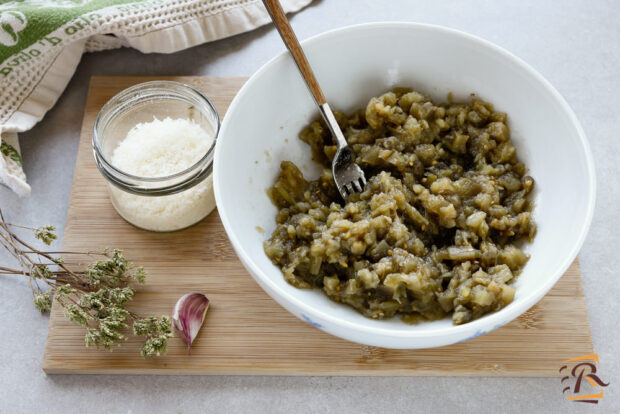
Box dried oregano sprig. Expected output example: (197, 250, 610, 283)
(0, 209, 171, 357)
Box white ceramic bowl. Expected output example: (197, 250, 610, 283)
(214, 22, 595, 348)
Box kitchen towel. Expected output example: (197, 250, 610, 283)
(0, 0, 312, 196)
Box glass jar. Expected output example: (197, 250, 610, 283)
(93, 81, 219, 232)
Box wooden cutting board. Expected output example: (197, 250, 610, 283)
(42, 76, 593, 376)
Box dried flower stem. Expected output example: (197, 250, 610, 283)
(0, 209, 171, 357)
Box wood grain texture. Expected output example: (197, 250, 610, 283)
(262, 0, 326, 105)
(42, 76, 593, 376)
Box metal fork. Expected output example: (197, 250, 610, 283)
(262, 0, 367, 199)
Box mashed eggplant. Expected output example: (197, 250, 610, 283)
(264, 88, 536, 325)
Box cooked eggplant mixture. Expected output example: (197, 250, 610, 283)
(264, 88, 536, 325)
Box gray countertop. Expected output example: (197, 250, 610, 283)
(1, 0, 618, 412)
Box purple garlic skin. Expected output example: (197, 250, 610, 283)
(172, 292, 210, 353)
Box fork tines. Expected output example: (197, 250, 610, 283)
(343, 176, 367, 196)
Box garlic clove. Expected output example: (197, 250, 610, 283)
(172, 292, 209, 353)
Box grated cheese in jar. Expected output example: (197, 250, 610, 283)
(109, 117, 216, 231)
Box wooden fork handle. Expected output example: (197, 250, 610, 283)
(262, 0, 327, 106)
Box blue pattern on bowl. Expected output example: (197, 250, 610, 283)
(301, 313, 322, 328)
(459, 323, 504, 343)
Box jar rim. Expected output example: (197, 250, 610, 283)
(92, 80, 220, 186)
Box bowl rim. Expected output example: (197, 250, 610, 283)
(214, 22, 596, 343)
